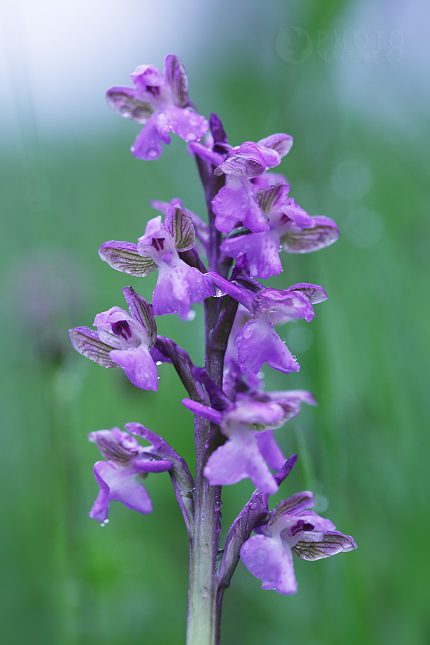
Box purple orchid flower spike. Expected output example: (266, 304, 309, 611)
(209, 269, 328, 374)
(99, 205, 213, 320)
(88, 426, 173, 524)
(221, 183, 339, 279)
(240, 491, 357, 594)
(105, 55, 208, 160)
(182, 393, 313, 494)
(211, 133, 293, 234)
(69, 286, 159, 390)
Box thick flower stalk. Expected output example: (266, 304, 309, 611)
(68, 55, 357, 645)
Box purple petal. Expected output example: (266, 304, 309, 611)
(265, 389, 317, 423)
(214, 141, 280, 178)
(276, 197, 313, 229)
(271, 492, 315, 522)
(221, 229, 282, 279)
(122, 286, 157, 346)
(68, 327, 116, 368)
(110, 345, 158, 390)
(287, 283, 328, 304)
(240, 534, 297, 594)
(224, 400, 285, 430)
(130, 64, 164, 91)
(92, 460, 152, 515)
(153, 258, 213, 319)
(88, 428, 140, 463)
(254, 288, 315, 322)
(132, 457, 172, 473)
(257, 133, 293, 158)
(267, 389, 317, 407)
(151, 198, 209, 248)
(280, 216, 339, 253)
(137, 215, 165, 250)
(105, 86, 153, 123)
(292, 531, 357, 561)
(292, 510, 336, 535)
(131, 113, 164, 160)
(212, 177, 269, 234)
(182, 398, 223, 425)
(157, 106, 209, 143)
(209, 112, 228, 145)
(164, 204, 195, 251)
(251, 173, 290, 191)
(255, 430, 286, 470)
(204, 428, 279, 493)
(89, 462, 111, 522)
(163, 54, 189, 107)
(99, 240, 157, 277)
(257, 184, 289, 215)
(235, 317, 300, 374)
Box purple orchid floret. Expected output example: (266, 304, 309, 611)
(209, 270, 327, 374)
(105, 55, 208, 160)
(211, 133, 293, 234)
(221, 183, 339, 279)
(240, 491, 357, 594)
(69, 287, 159, 390)
(88, 426, 173, 523)
(99, 206, 213, 320)
(182, 392, 314, 494)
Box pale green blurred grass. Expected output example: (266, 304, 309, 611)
(1, 3, 430, 644)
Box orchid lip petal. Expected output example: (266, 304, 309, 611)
(110, 345, 159, 391)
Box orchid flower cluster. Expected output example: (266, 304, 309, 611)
(69, 55, 356, 644)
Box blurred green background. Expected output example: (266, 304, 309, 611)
(1, 0, 429, 643)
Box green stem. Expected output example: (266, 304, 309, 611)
(186, 415, 221, 645)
